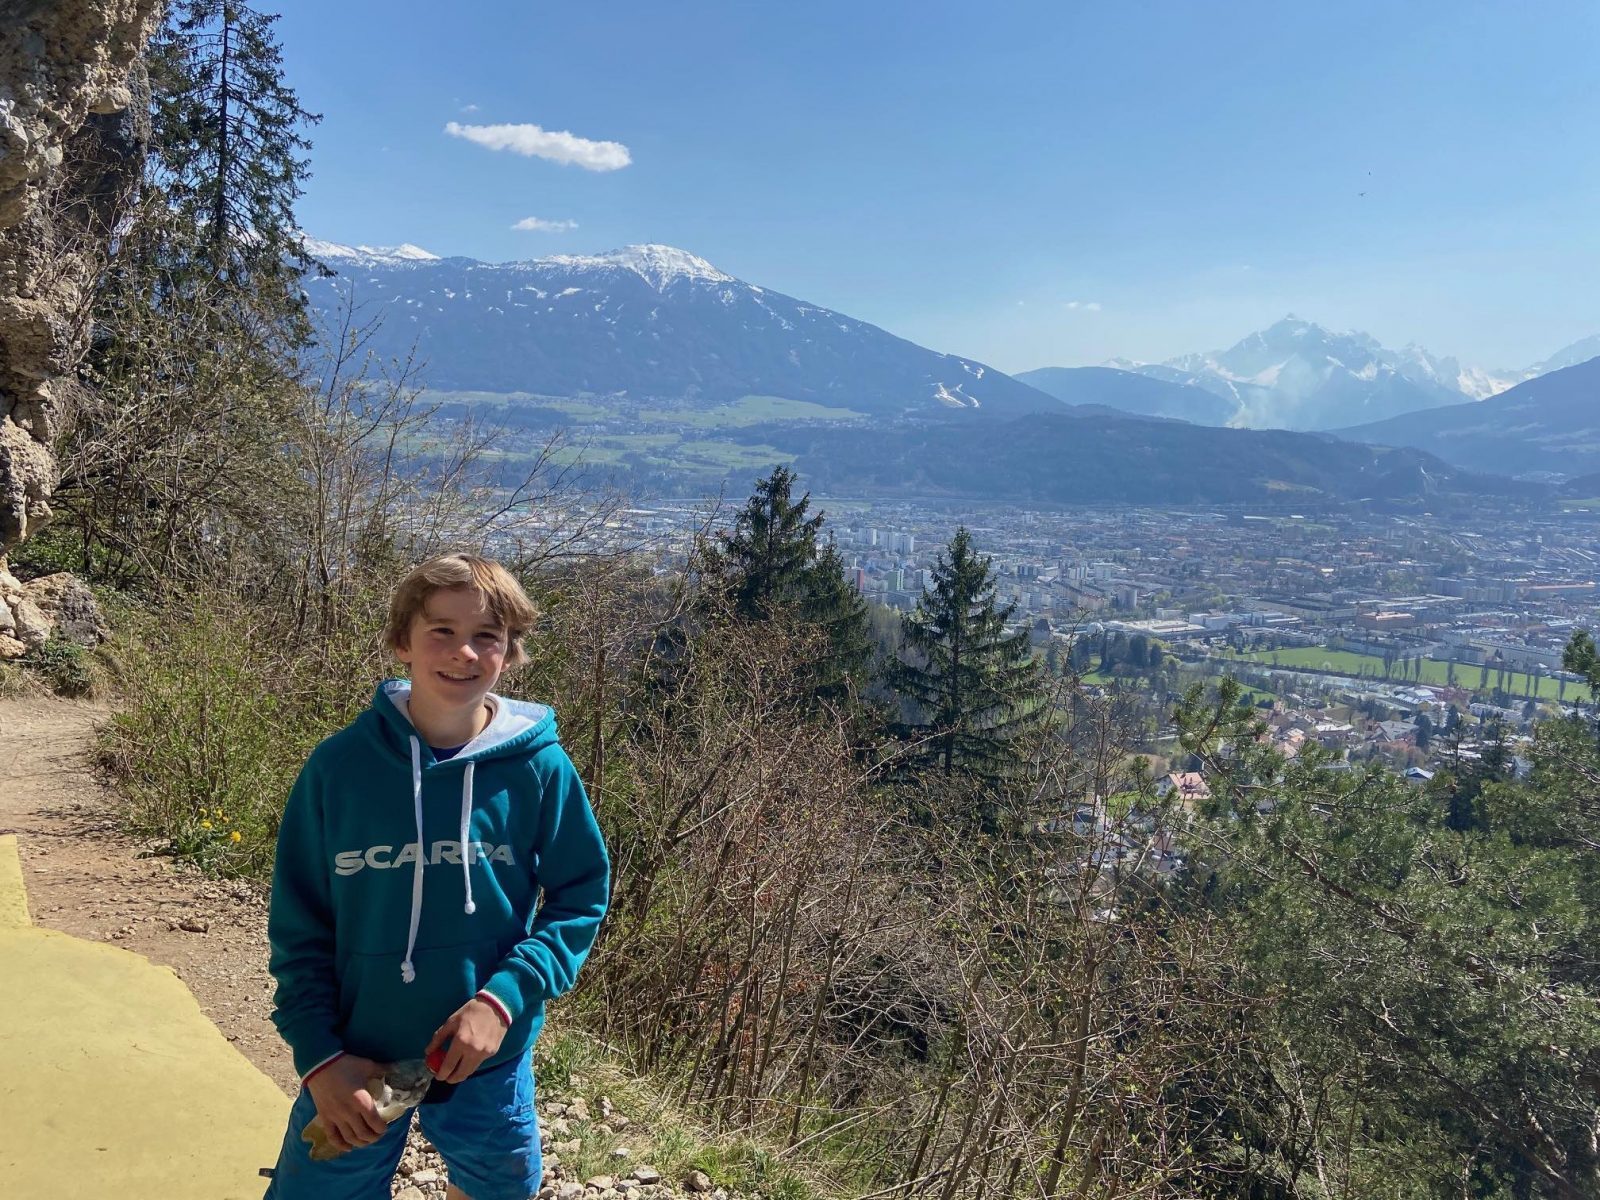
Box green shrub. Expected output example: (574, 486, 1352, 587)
(102, 593, 387, 878)
(21, 638, 98, 698)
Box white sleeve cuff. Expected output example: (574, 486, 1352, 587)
(301, 1050, 346, 1085)
(475, 989, 513, 1027)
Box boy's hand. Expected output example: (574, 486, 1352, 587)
(306, 1055, 387, 1153)
(426, 997, 508, 1084)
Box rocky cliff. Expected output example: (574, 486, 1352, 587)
(0, 0, 159, 654)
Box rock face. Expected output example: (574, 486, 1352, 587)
(21, 571, 106, 645)
(0, 0, 158, 656)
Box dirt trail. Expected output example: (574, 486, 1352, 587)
(0, 693, 299, 1094)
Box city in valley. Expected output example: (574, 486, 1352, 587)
(597, 492, 1600, 778)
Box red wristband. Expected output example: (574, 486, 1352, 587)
(474, 990, 512, 1028)
(301, 1051, 345, 1086)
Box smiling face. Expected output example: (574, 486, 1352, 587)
(393, 585, 509, 722)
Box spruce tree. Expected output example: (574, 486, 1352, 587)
(890, 526, 1043, 780)
(708, 467, 871, 703)
(802, 539, 873, 703)
(716, 466, 824, 621)
(147, 0, 319, 303)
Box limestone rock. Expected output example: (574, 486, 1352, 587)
(684, 1170, 713, 1193)
(23, 572, 105, 645)
(8, 594, 49, 649)
(0, 0, 162, 554)
(630, 1167, 661, 1186)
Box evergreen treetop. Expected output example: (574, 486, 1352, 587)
(891, 525, 1043, 781)
(147, 0, 319, 303)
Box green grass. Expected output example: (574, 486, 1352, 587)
(638, 395, 866, 428)
(548, 434, 789, 475)
(532, 1026, 827, 1200)
(419, 389, 615, 421)
(1219, 646, 1590, 702)
(675, 440, 789, 470)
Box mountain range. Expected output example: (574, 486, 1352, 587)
(302, 239, 1057, 418)
(298, 238, 1572, 502)
(1024, 320, 1600, 436)
(1338, 356, 1600, 479)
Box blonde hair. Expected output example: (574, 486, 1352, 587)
(384, 553, 537, 671)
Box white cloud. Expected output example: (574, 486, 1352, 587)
(512, 216, 578, 232)
(461, 103, 480, 113)
(444, 121, 631, 171)
(1065, 300, 1103, 312)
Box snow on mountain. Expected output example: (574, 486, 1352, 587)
(1340, 355, 1600, 479)
(301, 240, 1061, 417)
(535, 244, 734, 291)
(1525, 333, 1600, 377)
(300, 236, 441, 267)
(1130, 317, 1472, 430)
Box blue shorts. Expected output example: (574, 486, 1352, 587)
(264, 1053, 542, 1200)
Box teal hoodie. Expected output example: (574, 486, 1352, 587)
(267, 680, 609, 1081)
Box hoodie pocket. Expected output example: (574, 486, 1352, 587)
(338, 939, 503, 1063)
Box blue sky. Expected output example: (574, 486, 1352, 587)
(277, 0, 1600, 373)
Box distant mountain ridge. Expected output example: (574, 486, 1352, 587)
(298, 236, 1583, 503)
(1028, 319, 1600, 433)
(781, 412, 1537, 506)
(301, 239, 1062, 418)
(1014, 366, 1238, 425)
(1115, 317, 1471, 430)
(1338, 356, 1600, 479)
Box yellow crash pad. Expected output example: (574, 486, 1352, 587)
(0, 835, 290, 1198)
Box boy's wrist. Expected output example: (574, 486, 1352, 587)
(301, 1050, 347, 1086)
(473, 989, 513, 1028)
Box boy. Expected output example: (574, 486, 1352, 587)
(264, 553, 610, 1200)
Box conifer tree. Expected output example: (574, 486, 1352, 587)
(707, 467, 871, 703)
(802, 539, 873, 702)
(890, 526, 1043, 779)
(147, 0, 319, 306)
(717, 466, 824, 621)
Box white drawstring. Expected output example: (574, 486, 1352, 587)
(401, 736, 425, 984)
(460, 760, 477, 915)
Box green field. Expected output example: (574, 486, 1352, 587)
(1220, 646, 1590, 703)
(548, 432, 787, 475)
(638, 395, 866, 428)
(419, 389, 615, 421)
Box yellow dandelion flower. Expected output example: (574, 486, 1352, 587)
(229, 830, 242, 844)
(200, 820, 213, 830)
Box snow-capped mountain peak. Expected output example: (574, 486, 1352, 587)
(300, 236, 441, 266)
(301, 236, 1057, 417)
(539, 244, 735, 290)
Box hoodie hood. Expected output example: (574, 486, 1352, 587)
(369, 679, 558, 764)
